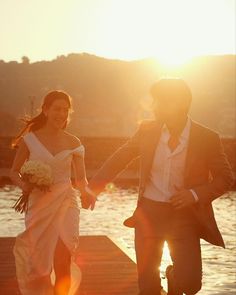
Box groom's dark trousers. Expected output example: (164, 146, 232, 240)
(88, 119, 234, 295)
(135, 198, 201, 295)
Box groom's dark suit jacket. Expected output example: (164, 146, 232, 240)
(89, 119, 234, 248)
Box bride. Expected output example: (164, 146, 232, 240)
(10, 90, 96, 295)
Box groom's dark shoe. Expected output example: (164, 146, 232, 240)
(166, 265, 183, 295)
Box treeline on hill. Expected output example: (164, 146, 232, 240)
(0, 53, 235, 137)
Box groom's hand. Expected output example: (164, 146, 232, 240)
(80, 193, 91, 209)
(80, 192, 97, 210)
(170, 189, 196, 210)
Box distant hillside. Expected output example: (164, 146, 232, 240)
(0, 53, 235, 137)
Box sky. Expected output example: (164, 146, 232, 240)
(0, 0, 235, 65)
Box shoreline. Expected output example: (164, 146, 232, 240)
(1, 136, 235, 188)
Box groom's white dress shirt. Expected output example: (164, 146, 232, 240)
(144, 118, 198, 203)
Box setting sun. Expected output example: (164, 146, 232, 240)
(93, 0, 235, 66)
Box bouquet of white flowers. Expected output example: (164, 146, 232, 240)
(13, 160, 53, 213)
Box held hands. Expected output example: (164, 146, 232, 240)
(170, 189, 196, 210)
(80, 186, 97, 211)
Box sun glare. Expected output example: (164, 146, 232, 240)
(0, 0, 235, 63)
(154, 53, 193, 67)
(92, 0, 235, 65)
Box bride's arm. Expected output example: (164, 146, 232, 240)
(72, 150, 98, 210)
(72, 154, 88, 191)
(10, 140, 30, 192)
(69, 134, 97, 210)
(72, 154, 96, 210)
(68, 134, 88, 190)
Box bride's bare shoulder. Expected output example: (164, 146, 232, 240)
(63, 131, 82, 149)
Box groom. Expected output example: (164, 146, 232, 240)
(85, 78, 234, 295)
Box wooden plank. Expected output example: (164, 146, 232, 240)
(0, 236, 139, 295)
(0, 236, 167, 295)
(77, 236, 138, 295)
(0, 237, 18, 294)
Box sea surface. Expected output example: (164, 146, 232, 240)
(0, 186, 235, 295)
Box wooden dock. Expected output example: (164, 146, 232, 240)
(76, 236, 139, 295)
(0, 236, 141, 295)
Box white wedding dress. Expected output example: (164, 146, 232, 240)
(13, 132, 84, 295)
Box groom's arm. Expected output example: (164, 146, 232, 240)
(87, 125, 143, 195)
(192, 132, 234, 204)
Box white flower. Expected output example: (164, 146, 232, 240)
(20, 160, 53, 189)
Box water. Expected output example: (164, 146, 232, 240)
(0, 186, 235, 295)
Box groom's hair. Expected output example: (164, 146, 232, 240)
(150, 78, 192, 108)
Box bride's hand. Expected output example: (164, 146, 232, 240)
(80, 187, 97, 210)
(86, 186, 97, 210)
(21, 182, 34, 195)
(88, 193, 97, 211)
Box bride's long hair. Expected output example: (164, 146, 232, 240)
(12, 90, 72, 148)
